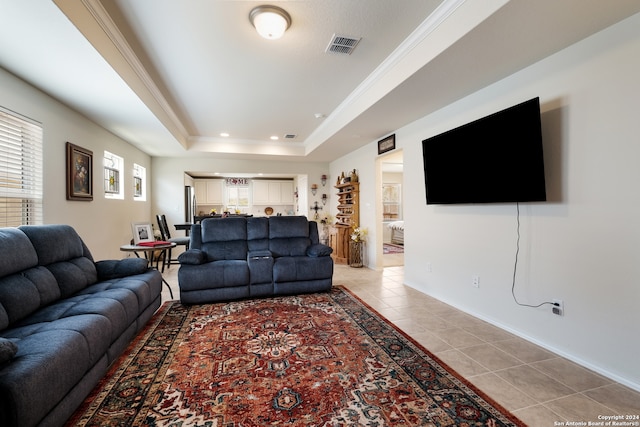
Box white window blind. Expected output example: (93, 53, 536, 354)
(0, 107, 43, 226)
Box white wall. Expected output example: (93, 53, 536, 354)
(330, 147, 380, 268)
(332, 13, 640, 390)
(0, 68, 153, 260)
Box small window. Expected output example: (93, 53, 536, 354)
(133, 163, 146, 201)
(0, 107, 43, 226)
(104, 151, 124, 199)
(226, 178, 249, 213)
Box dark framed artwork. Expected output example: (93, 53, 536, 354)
(66, 142, 93, 201)
(378, 134, 396, 155)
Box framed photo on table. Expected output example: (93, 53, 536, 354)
(131, 222, 154, 245)
(66, 142, 93, 201)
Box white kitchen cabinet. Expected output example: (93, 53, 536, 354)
(252, 180, 294, 205)
(194, 179, 224, 204)
(280, 181, 294, 204)
(270, 182, 285, 204)
(252, 181, 270, 204)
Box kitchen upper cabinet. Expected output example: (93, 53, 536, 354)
(252, 181, 270, 204)
(280, 181, 294, 204)
(194, 179, 223, 204)
(252, 180, 294, 205)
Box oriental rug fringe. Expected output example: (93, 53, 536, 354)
(67, 287, 525, 426)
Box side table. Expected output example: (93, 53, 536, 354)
(120, 242, 176, 299)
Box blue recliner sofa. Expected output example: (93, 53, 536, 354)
(0, 225, 162, 427)
(177, 216, 333, 303)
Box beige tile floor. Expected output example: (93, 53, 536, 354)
(160, 264, 640, 426)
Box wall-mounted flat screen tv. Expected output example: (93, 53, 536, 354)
(422, 97, 546, 205)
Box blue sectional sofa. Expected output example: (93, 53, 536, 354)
(0, 225, 162, 427)
(178, 216, 333, 303)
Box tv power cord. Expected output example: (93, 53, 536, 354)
(511, 202, 560, 311)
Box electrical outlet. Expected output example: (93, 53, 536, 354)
(426, 263, 432, 273)
(552, 299, 564, 316)
(472, 276, 480, 288)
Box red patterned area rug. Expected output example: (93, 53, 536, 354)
(67, 287, 525, 426)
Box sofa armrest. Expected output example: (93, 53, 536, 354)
(306, 243, 333, 257)
(177, 249, 208, 265)
(95, 258, 149, 280)
(0, 337, 18, 364)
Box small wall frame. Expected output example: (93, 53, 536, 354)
(66, 142, 93, 201)
(378, 134, 396, 155)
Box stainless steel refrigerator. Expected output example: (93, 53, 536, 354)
(184, 185, 196, 223)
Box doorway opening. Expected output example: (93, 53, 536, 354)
(377, 150, 404, 268)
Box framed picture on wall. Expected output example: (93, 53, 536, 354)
(66, 142, 93, 201)
(378, 134, 396, 155)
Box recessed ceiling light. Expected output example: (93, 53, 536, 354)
(314, 113, 326, 119)
(220, 132, 229, 137)
(270, 135, 279, 140)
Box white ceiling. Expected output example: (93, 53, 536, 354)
(1, 0, 639, 162)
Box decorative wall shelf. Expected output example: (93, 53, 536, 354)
(330, 179, 359, 264)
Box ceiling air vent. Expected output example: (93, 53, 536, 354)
(284, 134, 297, 139)
(325, 34, 361, 55)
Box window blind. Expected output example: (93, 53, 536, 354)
(0, 107, 43, 226)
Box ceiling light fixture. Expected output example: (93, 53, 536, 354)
(249, 5, 291, 40)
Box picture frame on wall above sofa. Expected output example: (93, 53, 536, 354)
(66, 142, 93, 201)
(131, 222, 154, 245)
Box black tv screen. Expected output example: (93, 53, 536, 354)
(422, 97, 546, 204)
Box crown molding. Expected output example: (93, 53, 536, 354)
(56, 0, 190, 148)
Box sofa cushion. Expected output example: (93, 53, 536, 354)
(0, 229, 43, 330)
(8, 292, 131, 349)
(269, 216, 311, 257)
(179, 260, 249, 291)
(269, 216, 309, 238)
(0, 228, 38, 277)
(201, 218, 248, 260)
(95, 258, 149, 280)
(46, 257, 98, 297)
(0, 337, 17, 364)
(19, 224, 88, 265)
(273, 256, 334, 282)
(19, 225, 98, 297)
(0, 267, 61, 330)
(75, 271, 162, 327)
(247, 217, 269, 251)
